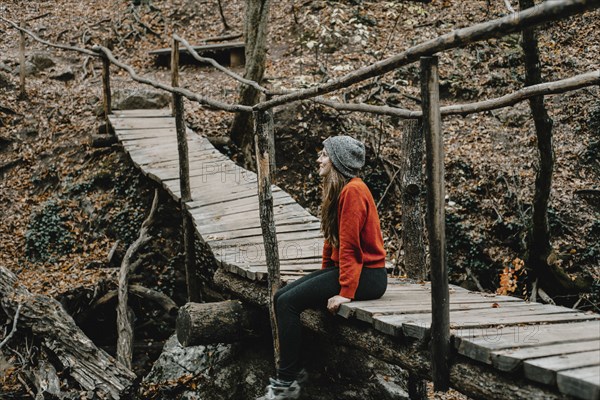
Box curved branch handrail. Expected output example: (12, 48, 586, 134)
(93, 45, 252, 113)
(174, 34, 271, 95)
(313, 70, 600, 119)
(0, 16, 98, 57)
(3, 1, 598, 117)
(0, 16, 252, 113)
(255, 0, 600, 111)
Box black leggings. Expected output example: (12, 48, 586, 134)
(273, 266, 387, 381)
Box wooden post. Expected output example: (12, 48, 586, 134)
(420, 55, 450, 392)
(101, 51, 112, 134)
(265, 94, 276, 184)
(254, 108, 281, 368)
(18, 27, 26, 99)
(171, 37, 201, 303)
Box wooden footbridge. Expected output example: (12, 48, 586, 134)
(110, 109, 600, 400)
(5, 1, 600, 398)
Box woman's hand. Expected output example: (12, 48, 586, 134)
(327, 295, 351, 315)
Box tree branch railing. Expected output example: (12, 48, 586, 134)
(0, 16, 98, 56)
(4, 0, 599, 118)
(174, 33, 273, 95)
(254, 0, 600, 110)
(313, 70, 600, 119)
(92, 45, 252, 112)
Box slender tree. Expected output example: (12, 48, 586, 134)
(229, 0, 271, 168)
(519, 0, 588, 294)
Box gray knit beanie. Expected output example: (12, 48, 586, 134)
(323, 135, 365, 178)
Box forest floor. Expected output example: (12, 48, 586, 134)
(0, 0, 599, 399)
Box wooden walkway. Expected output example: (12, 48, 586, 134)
(109, 109, 600, 400)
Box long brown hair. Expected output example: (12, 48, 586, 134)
(320, 167, 350, 248)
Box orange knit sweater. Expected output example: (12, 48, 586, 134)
(321, 177, 386, 299)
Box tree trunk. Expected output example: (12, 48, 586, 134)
(0, 266, 135, 399)
(400, 119, 427, 282)
(229, 0, 271, 168)
(401, 117, 428, 399)
(176, 300, 265, 346)
(519, 0, 588, 295)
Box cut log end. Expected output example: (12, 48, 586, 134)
(176, 300, 266, 347)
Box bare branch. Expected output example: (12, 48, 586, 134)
(93, 45, 252, 113)
(0, 303, 21, 349)
(376, 167, 401, 210)
(312, 70, 600, 119)
(504, 0, 516, 13)
(174, 34, 269, 94)
(0, 16, 98, 56)
(117, 189, 160, 369)
(313, 97, 420, 118)
(441, 70, 600, 116)
(256, 0, 600, 110)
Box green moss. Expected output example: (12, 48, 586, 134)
(25, 200, 75, 262)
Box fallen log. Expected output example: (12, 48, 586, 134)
(176, 300, 265, 346)
(0, 266, 135, 399)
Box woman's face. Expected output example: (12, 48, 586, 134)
(317, 149, 332, 177)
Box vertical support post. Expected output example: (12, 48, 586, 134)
(254, 108, 281, 368)
(420, 55, 450, 392)
(18, 27, 26, 99)
(265, 94, 276, 184)
(172, 37, 201, 303)
(101, 50, 112, 134)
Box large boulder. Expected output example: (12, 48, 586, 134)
(12, 52, 56, 76)
(28, 52, 55, 71)
(143, 335, 232, 384)
(142, 335, 273, 400)
(112, 88, 170, 110)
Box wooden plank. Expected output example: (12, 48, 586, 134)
(111, 117, 175, 130)
(492, 339, 600, 372)
(149, 157, 245, 182)
(374, 308, 599, 340)
(174, 181, 268, 203)
(110, 109, 172, 118)
(338, 292, 521, 317)
(192, 197, 298, 220)
(454, 321, 600, 364)
(247, 259, 322, 268)
(204, 224, 321, 249)
(187, 185, 274, 208)
(146, 158, 230, 182)
(192, 203, 309, 226)
(557, 366, 600, 400)
(197, 215, 319, 235)
(120, 133, 199, 146)
(342, 300, 553, 323)
(206, 228, 322, 248)
(116, 128, 176, 140)
(524, 350, 600, 386)
(185, 166, 258, 187)
(190, 190, 291, 214)
(211, 239, 324, 265)
(201, 221, 322, 241)
(136, 150, 227, 169)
